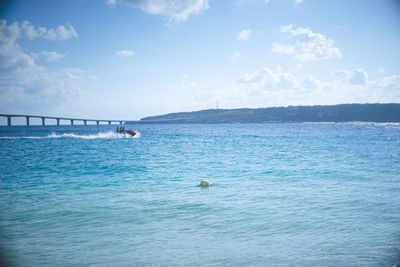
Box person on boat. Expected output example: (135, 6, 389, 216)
(116, 127, 120, 133)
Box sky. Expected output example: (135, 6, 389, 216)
(0, 0, 400, 121)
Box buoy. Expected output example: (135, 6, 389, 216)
(200, 180, 210, 186)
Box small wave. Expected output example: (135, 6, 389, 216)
(0, 131, 140, 140)
(0, 136, 47, 140)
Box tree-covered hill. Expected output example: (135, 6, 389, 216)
(126, 104, 400, 124)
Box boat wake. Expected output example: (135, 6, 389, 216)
(0, 131, 141, 140)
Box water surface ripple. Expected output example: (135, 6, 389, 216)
(0, 123, 399, 266)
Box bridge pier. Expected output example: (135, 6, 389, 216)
(41, 117, 45, 126)
(56, 118, 60, 126)
(26, 116, 30, 126)
(120, 121, 123, 125)
(70, 119, 74, 125)
(84, 120, 87, 126)
(7, 116, 11, 126)
(96, 121, 99, 125)
(108, 121, 112, 125)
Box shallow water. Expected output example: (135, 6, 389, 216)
(0, 123, 399, 266)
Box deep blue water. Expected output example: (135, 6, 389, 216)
(0, 123, 399, 266)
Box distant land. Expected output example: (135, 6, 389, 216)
(126, 104, 400, 124)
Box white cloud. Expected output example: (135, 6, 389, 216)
(294, 0, 303, 5)
(378, 67, 385, 74)
(106, 0, 209, 23)
(369, 75, 400, 102)
(36, 51, 65, 62)
(237, 29, 251, 40)
(332, 68, 368, 85)
(2, 20, 78, 41)
(348, 68, 368, 85)
(0, 20, 89, 110)
(231, 52, 241, 60)
(295, 63, 303, 70)
(116, 50, 135, 57)
(373, 75, 400, 91)
(271, 43, 295, 54)
(301, 75, 321, 90)
(332, 69, 349, 81)
(42, 24, 78, 41)
(238, 67, 299, 93)
(272, 24, 342, 61)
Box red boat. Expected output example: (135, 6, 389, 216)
(116, 127, 136, 136)
(125, 130, 136, 136)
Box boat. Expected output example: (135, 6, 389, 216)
(116, 127, 136, 136)
(125, 130, 136, 136)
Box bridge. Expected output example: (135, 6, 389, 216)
(0, 114, 125, 126)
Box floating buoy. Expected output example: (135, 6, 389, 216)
(200, 180, 210, 186)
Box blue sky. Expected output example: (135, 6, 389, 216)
(1, 0, 399, 121)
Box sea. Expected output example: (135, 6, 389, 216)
(0, 123, 399, 266)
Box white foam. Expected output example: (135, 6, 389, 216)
(0, 131, 140, 140)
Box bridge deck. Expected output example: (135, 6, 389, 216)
(0, 114, 126, 126)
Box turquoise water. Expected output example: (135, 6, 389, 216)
(0, 123, 399, 266)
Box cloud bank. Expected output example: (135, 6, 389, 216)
(236, 66, 399, 106)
